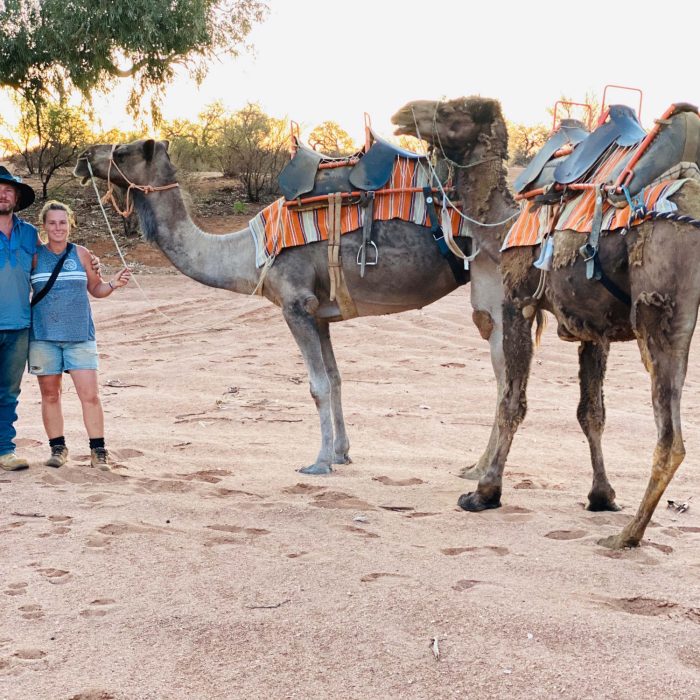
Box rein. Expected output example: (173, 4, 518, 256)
(88, 144, 180, 218)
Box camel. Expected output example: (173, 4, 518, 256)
(393, 95, 700, 548)
(73, 138, 510, 476)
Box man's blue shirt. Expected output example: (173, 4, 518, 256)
(0, 215, 38, 330)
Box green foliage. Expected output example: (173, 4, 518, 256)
(0, 0, 267, 118)
(0, 95, 92, 197)
(232, 200, 247, 215)
(308, 121, 357, 157)
(161, 101, 289, 202)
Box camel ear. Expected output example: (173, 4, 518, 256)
(143, 139, 156, 162)
(159, 140, 170, 153)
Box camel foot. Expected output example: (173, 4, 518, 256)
(597, 533, 639, 550)
(298, 463, 333, 475)
(586, 491, 621, 512)
(458, 464, 486, 481)
(333, 453, 352, 465)
(457, 490, 501, 512)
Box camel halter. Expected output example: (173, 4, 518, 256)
(82, 149, 261, 334)
(93, 144, 180, 218)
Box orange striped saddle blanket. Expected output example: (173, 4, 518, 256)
(249, 158, 467, 268)
(502, 175, 689, 251)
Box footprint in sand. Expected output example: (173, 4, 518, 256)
(452, 579, 483, 591)
(19, 604, 44, 620)
(38, 568, 71, 584)
(603, 596, 700, 623)
(440, 546, 509, 556)
(13, 648, 47, 660)
(372, 476, 425, 487)
(544, 530, 588, 540)
(95, 522, 171, 538)
(286, 551, 308, 559)
(134, 479, 195, 494)
(344, 525, 380, 539)
(203, 524, 270, 546)
(4, 582, 28, 596)
(311, 491, 373, 510)
(0, 521, 26, 533)
(79, 599, 117, 618)
(360, 572, 408, 583)
(85, 534, 112, 549)
(282, 483, 326, 495)
(68, 691, 117, 700)
(207, 487, 264, 499)
(178, 469, 232, 484)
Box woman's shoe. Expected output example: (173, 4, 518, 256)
(45, 445, 68, 468)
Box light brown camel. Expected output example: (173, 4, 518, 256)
(73, 139, 510, 475)
(393, 95, 700, 548)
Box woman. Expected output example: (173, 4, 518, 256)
(29, 201, 131, 470)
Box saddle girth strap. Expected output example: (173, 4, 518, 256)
(327, 193, 359, 319)
(579, 184, 630, 306)
(422, 187, 468, 286)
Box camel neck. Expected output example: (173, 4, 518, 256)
(133, 187, 262, 295)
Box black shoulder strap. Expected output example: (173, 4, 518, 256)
(31, 243, 74, 308)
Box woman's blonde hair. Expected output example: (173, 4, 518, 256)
(40, 200, 76, 227)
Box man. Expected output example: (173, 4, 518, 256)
(0, 166, 38, 470)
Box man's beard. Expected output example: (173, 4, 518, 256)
(0, 202, 15, 214)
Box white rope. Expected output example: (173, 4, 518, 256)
(411, 106, 518, 228)
(84, 160, 261, 332)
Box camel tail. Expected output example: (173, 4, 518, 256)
(534, 309, 547, 348)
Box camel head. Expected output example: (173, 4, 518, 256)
(391, 96, 508, 164)
(74, 139, 174, 189)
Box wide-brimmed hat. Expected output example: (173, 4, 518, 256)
(0, 166, 35, 211)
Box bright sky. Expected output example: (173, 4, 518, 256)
(5, 0, 700, 145)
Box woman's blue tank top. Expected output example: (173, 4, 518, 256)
(30, 244, 95, 342)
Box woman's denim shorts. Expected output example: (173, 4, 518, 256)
(28, 340, 99, 375)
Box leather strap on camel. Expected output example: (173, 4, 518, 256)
(101, 145, 180, 218)
(327, 193, 359, 319)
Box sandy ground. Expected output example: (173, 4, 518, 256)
(2, 273, 699, 699)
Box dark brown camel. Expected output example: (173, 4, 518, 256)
(393, 95, 700, 549)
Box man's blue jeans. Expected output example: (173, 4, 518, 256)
(0, 328, 29, 454)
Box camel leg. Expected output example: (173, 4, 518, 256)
(458, 299, 533, 510)
(577, 340, 619, 511)
(601, 221, 700, 547)
(282, 302, 335, 475)
(600, 302, 696, 548)
(460, 254, 505, 480)
(318, 320, 351, 465)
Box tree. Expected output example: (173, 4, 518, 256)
(218, 103, 289, 202)
(547, 92, 601, 131)
(308, 121, 356, 157)
(0, 95, 92, 197)
(507, 121, 549, 167)
(0, 0, 268, 119)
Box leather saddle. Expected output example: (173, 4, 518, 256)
(519, 103, 700, 203)
(513, 119, 589, 194)
(553, 104, 646, 184)
(278, 130, 423, 201)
